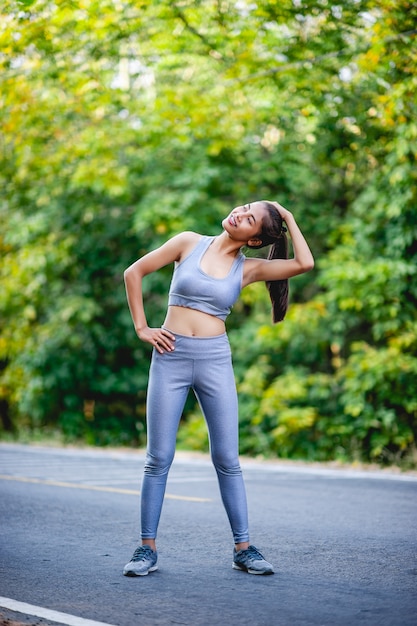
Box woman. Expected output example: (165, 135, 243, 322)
(123, 200, 314, 576)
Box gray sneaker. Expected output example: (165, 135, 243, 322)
(123, 545, 158, 576)
(233, 545, 274, 575)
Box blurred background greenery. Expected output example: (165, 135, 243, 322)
(1, 0, 416, 467)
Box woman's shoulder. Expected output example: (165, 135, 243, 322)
(171, 231, 206, 262)
(168, 230, 203, 250)
(175, 231, 204, 244)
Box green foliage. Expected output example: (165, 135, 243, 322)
(338, 338, 417, 463)
(1, 0, 416, 466)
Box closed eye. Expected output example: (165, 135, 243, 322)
(245, 203, 255, 225)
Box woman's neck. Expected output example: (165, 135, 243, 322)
(213, 231, 244, 256)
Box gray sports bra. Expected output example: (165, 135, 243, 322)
(168, 236, 245, 321)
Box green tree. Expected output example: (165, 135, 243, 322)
(227, 0, 417, 465)
(1, 0, 416, 465)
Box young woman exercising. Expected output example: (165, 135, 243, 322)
(123, 200, 314, 576)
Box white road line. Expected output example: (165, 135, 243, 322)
(0, 596, 116, 626)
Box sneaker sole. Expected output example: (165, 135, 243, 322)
(123, 565, 158, 577)
(232, 563, 274, 575)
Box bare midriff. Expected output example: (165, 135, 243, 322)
(163, 305, 226, 337)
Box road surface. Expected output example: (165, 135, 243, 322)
(0, 443, 416, 625)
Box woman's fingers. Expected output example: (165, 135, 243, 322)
(137, 326, 175, 352)
(154, 329, 176, 353)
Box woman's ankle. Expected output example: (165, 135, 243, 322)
(142, 539, 157, 551)
(235, 541, 250, 552)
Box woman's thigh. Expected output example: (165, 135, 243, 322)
(146, 350, 192, 462)
(193, 353, 240, 466)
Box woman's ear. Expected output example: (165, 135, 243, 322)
(247, 237, 262, 248)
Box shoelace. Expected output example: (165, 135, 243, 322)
(131, 546, 154, 562)
(242, 546, 264, 561)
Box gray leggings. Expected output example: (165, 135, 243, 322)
(141, 331, 250, 544)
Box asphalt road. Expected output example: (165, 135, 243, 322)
(0, 443, 416, 626)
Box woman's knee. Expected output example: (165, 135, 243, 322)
(144, 449, 175, 476)
(211, 450, 241, 476)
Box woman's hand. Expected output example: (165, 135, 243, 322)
(271, 201, 292, 222)
(137, 326, 176, 354)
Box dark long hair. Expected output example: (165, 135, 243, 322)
(246, 201, 289, 323)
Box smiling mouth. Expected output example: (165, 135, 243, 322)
(229, 214, 237, 227)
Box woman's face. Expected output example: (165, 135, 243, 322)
(222, 202, 266, 244)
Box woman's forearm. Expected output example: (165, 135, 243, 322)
(274, 202, 314, 272)
(284, 212, 314, 271)
(124, 265, 148, 334)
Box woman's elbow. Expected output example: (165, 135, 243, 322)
(124, 261, 146, 284)
(300, 256, 314, 272)
(306, 258, 315, 272)
(123, 265, 135, 283)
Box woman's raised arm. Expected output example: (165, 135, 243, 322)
(245, 204, 314, 285)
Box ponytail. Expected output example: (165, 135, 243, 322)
(267, 234, 289, 323)
(246, 201, 289, 323)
